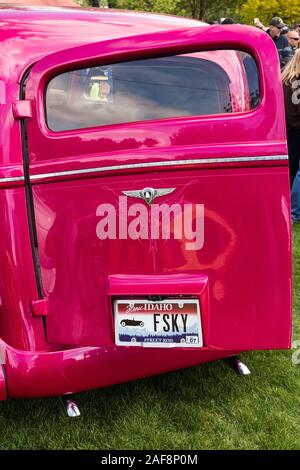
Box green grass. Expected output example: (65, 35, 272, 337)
(0, 224, 299, 450)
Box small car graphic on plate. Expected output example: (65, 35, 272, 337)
(120, 319, 144, 327)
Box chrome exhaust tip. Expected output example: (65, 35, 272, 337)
(224, 355, 251, 376)
(61, 395, 81, 418)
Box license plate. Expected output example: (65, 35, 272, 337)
(114, 299, 203, 348)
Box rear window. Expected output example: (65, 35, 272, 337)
(46, 50, 260, 132)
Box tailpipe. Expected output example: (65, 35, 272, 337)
(0, 341, 7, 401)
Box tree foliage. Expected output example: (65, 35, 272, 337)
(82, 0, 300, 24)
(241, 0, 300, 26)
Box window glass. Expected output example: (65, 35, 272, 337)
(46, 50, 260, 132)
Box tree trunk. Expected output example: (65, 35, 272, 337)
(189, 0, 197, 18)
(198, 0, 206, 20)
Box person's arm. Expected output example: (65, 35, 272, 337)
(254, 18, 267, 31)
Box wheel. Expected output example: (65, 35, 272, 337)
(140, 322, 144, 327)
(121, 321, 126, 327)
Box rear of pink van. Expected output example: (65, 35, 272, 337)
(0, 10, 291, 400)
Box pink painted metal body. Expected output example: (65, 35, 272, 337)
(0, 6, 292, 400)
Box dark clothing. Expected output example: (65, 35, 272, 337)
(266, 29, 291, 67)
(287, 131, 300, 188)
(283, 80, 300, 187)
(283, 82, 300, 132)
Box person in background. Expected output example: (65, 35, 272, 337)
(282, 50, 300, 188)
(254, 18, 267, 31)
(220, 18, 235, 25)
(281, 25, 289, 35)
(281, 46, 294, 67)
(287, 31, 300, 222)
(291, 166, 300, 223)
(287, 29, 300, 53)
(266, 17, 292, 68)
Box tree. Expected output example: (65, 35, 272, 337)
(152, 0, 181, 15)
(176, 0, 245, 21)
(280, 0, 300, 24)
(241, 0, 300, 26)
(109, 0, 152, 10)
(101, 1, 248, 22)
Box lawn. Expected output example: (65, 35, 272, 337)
(0, 225, 299, 450)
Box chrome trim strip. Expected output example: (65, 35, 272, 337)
(0, 155, 288, 184)
(30, 155, 288, 181)
(0, 176, 25, 183)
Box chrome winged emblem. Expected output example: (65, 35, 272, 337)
(122, 187, 176, 205)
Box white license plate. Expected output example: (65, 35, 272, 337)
(114, 299, 203, 348)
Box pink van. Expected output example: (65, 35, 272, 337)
(0, 6, 292, 415)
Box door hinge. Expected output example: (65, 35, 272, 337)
(12, 99, 32, 120)
(31, 298, 49, 317)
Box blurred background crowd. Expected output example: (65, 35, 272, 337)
(81, 1, 300, 224)
(2, 0, 299, 223)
